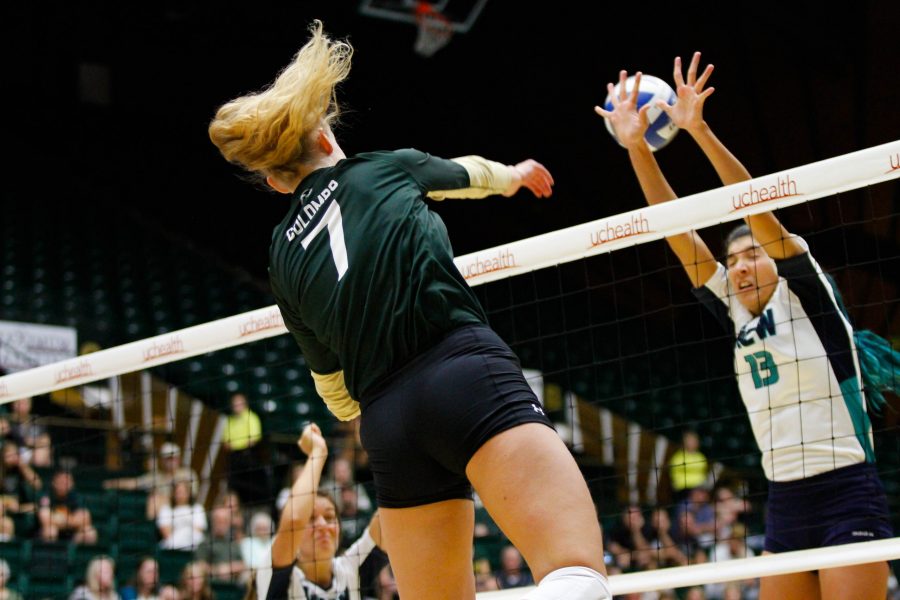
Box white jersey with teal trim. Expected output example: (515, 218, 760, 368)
(255, 528, 376, 600)
(694, 246, 873, 482)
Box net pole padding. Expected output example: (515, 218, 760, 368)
(1, 141, 898, 403)
(457, 140, 900, 286)
(477, 537, 900, 598)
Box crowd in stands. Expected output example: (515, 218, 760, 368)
(0, 394, 895, 600)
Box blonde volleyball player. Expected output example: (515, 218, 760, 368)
(209, 20, 609, 600)
(597, 52, 896, 600)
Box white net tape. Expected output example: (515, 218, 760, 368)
(2, 140, 897, 403)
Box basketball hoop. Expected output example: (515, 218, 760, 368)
(413, 1, 454, 57)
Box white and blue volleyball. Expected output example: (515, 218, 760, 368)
(604, 74, 678, 152)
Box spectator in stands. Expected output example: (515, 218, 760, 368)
(339, 484, 368, 550)
(474, 558, 499, 592)
(705, 523, 758, 600)
(646, 508, 689, 568)
(494, 545, 534, 590)
(38, 469, 97, 544)
(0, 439, 40, 534)
(69, 555, 119, 600)
(179, 561, 213, 600)
(119, 557, 159, 600)
(683, 587, 707, 600)
(667, 429, 709, 503)
(239, 511, 274, 572)
(158, 480, 207, 551)
(194, 505, 244, 583)
(104, 442, 199, 522)
(605, 505, 654, 571)
(7, 397, 48, 463)
(673, 487, 717, 556)
(321, 456, 373, 514)
(0, 558, 22, 600)
(222, 392, 271, 507)
(218, 489, 245, 542)
(158, 585, 181, 600)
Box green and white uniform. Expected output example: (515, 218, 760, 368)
(269, 149, 496, 406)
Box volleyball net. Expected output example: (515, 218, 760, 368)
(0, 140, 898, 597)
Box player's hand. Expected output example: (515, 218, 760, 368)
(299, 423, 328, 459)
(594, 70, 650, 149)
(504, 159, 554, 198)
(660, 52, 715, 133)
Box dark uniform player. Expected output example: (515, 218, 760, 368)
(210, 21, 610, 599)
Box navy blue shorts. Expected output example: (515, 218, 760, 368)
(764, 462, 894, 553)
(358, 325, 554, 509)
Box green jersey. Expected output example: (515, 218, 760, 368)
(269, 149, 488, 400)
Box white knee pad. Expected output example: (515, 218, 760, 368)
(520, 566, 611, 600)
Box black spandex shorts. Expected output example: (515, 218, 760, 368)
(358, 325, 554, 508)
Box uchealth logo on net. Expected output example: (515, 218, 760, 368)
(55, 360, 94, 384)
(889, 152, 900, 173)
(462, 249, 517, 280)
(239, 310, 285, 337)
(0, 382, 8, 399)
(590, 212, 651, 247)
(143, 337, 185, 362)
(730, 174, 800, 211)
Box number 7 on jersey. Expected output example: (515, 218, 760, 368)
(300, 201, 349, 280)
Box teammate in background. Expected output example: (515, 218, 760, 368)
(596, 52, 897, 600)
(209, 20, 608, 600)
(254, 423, 382, 599)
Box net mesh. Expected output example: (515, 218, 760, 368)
(0, 143, 898, 598)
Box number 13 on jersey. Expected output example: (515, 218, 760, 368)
(743, 350, 779, 389)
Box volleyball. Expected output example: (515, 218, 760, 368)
(603, 74, 679, 152)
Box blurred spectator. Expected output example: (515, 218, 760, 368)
(339, 485, 370, 550)
(683, 586, 706, 600)
(218, 489, 245, 542)
(179, 561, 213, 600)
(667, 429, 708, 503)
(29, 432, 53, 468)
(494, 545, 533, 590)
(646, 508, 688, 568)
(474, 558, 499, 592)
(7, 397, 48, 462)
(705, 523, 758, 600)
(158, 585, 181, 600)
(0, 558, 22, 600)
(321, 456, 372, 514)
(222, 393, 271, 507)
(104, 442, 199, 522)
(38, 469, 97, 544)
(194, 505, 244, 583)
(69, 555, 119, 600)
(239, 511, 273, 571)
(0, 439, 40, 534)
(158, 480, 206, 551)
(119, 557, 159, 600)
(673, 487, 717, 556)
(605, 505, 654, 571)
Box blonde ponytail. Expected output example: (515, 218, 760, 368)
(208, 20, 352, 179)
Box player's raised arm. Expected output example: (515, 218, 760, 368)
(659, 52, 804, 260)
(595, 70, 717, 288)
(270, 423, 328, 568)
